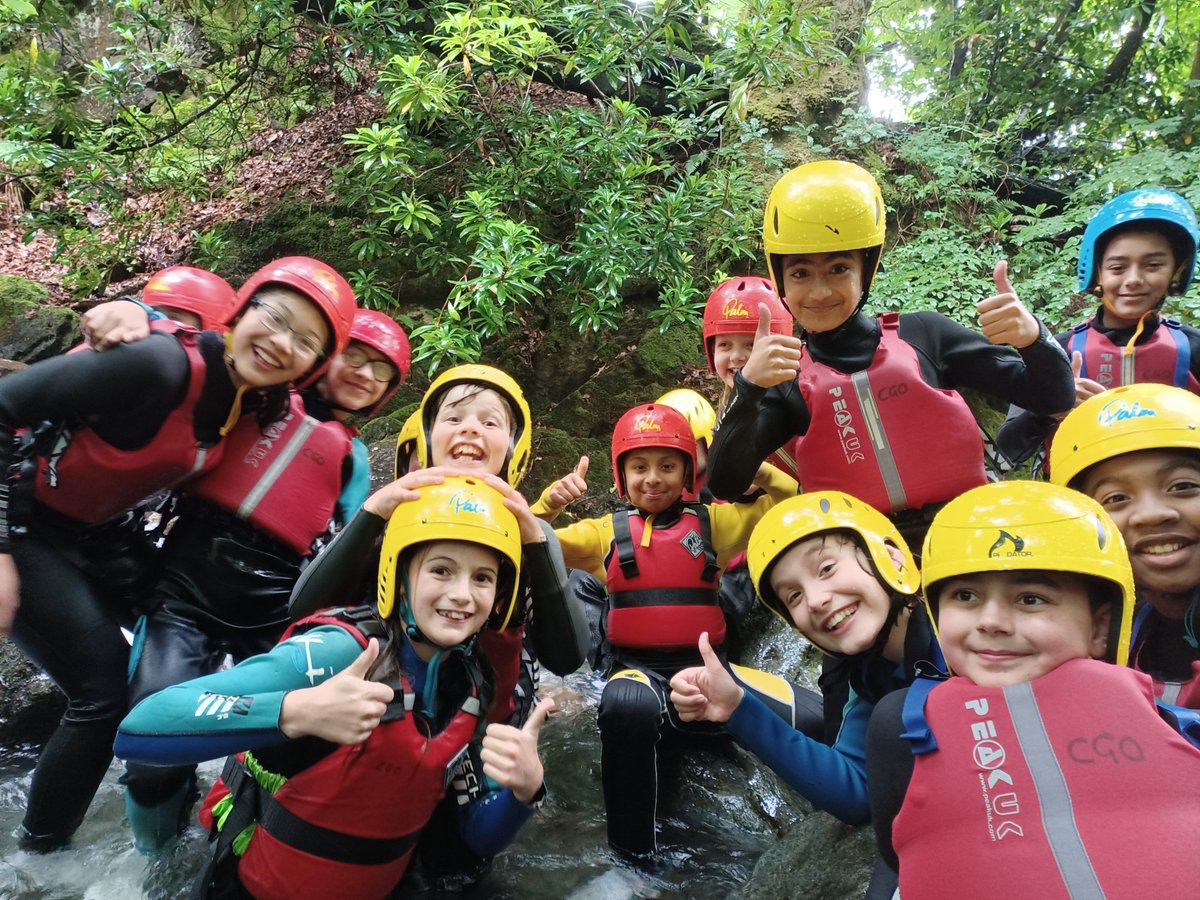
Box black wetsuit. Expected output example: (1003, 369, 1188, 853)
(0, 333, 277, 849)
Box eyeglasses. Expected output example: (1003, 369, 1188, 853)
(249, 299, 326, 359)
(342, 345, 397, 383)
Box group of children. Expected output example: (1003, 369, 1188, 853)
(4, 156, 1200, 899)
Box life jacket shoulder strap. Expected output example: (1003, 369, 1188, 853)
(900, 677, 943, 755)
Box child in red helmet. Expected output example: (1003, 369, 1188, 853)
(0, 256, 354, 853)
(551, 402, 805, 858)
(703, 276, 803, 482)
(107, 301, 416, 854)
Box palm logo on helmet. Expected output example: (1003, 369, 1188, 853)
(655, 389, 717, 446)
(747, 491, 919, 634)
(921, 481, 1134, 666)
(376, 475, 523, 636)
(1077, 189, 1199, 298)
(702, 276, 792, 372)
(143, 266, 237, 332)
(1050, 383, 1200, 489)
(416, 365, 533, 486)
(347, 309, 411, 417)
(763, 161, 887, 321)
(234, 256, 358, 389)
(610, 403, 697, 496)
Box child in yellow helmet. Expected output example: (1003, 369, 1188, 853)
(865, 481, 1200, 900)
(706, 159, 1074, 553)
(1050, 382, 1200, 708)
(669, 490, 932, 828)
(117, 476, 553, 899)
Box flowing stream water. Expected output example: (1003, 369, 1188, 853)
(0, 667, 808, 900)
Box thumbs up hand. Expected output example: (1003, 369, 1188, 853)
(977, 260, 1041, 349)
(668, 632, 744, 723)
(544, 455, 589, 514)
(279, 638, 395, 744)
(1070, 350, 1107, 406)
(480, 697, 555, 803)
(739, 303, 803, 389)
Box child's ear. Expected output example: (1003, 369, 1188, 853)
(1089, 603, 1113, 659)
(884, 541, 907, 575)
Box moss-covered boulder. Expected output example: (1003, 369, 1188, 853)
(0, 276, 79, 362)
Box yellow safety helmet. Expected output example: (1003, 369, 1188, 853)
(1050, 383, 1200, 489)
(921, 481, 1133, 666)
(377, 475, 523, 633)
(655, 389, 717, 445)
(416, 364, 533, 486)
(762, 160, 887, 307)
(747, 491, 919, 628)
(393, 410, 421, 480)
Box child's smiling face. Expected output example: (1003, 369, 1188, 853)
(935, 570, 1109, 687)
(1097, 230, 1179, 329)
(406, 540, 498, 658)
(712, 333, 756, 389)
(621, 448, 687, 514)
(768, 532, 895, 655)
(1080, 448, 1200, 613)
(780, 250, 865, 333)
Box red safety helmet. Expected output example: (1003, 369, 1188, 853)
(702, 276, 792, 372)
(611, 403, 698, 496)
(347, 309, 411, 416)
(142, 266, 237, 331)
(234, 256, 357, 389)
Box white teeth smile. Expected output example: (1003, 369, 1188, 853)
(825, 604, 857, 631)
(450, 444, 484, 461)
(439, 610, 469, 621)
(1142, 542, 1185, 555)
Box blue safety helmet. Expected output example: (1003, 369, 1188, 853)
(1077, 189, 1199, 296)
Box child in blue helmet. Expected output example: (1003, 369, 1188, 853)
(997, 188, 1200, 470)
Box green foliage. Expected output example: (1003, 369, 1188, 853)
(335, 0, 834, 365)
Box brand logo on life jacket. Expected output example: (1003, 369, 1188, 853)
(1097, 398, 1157, 427)
(988, 530, 1031, 558)
(633, 414, 663, 433)
(680, 528, 706, 559)
(964, 696, 1025, 842)
(721, 298, 750, 319)
(828, 386, 865, 464)
(243, 410, 297, 468)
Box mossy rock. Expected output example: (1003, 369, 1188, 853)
(0, 278, 79, 362)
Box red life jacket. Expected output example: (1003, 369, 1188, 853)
(894, 659, 1200, 900)
(1068, 317, 1200, 392)
(604, 505, 725, 651)
(184, 392, 352, 556)
(766, 435, 803, 483)
(33, 332, 222, 524)
(795, 313, 986, 514)
(200, 608, 485, 900)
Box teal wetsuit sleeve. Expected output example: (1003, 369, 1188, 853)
(727, 687, 872, 825)
(336, 438, 371, 525)
(115, 626, 365, 765)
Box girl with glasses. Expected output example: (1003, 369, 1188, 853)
(0, 256, 354, 853)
